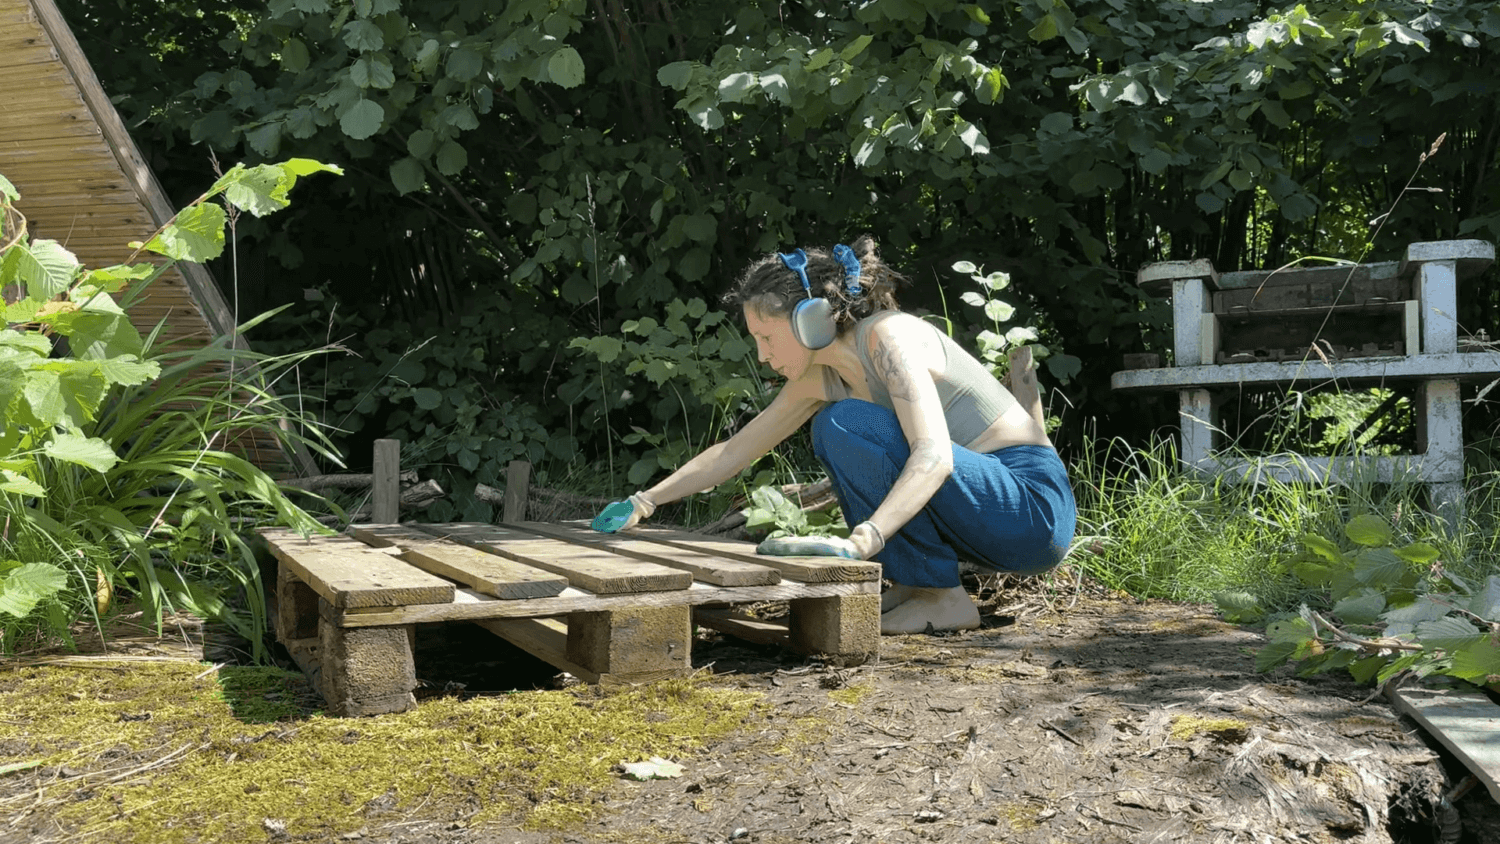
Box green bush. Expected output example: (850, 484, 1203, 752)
(0, 161, 340, 655)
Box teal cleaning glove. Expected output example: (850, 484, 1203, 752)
(590, 493, 656, 533)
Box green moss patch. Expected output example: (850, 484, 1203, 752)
(0, 661, 764, 842)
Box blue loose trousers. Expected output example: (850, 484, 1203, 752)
(811, 399, 1076, 588)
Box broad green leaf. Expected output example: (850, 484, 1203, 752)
(1332, 591, 1385, 625)
(656, 61, 695, 89)
(1267, 615, 1313, 644)
(1300, 533, 1343, 563)
(412, 388, 442, 410)
(146, 202, 226, 262)
(339, 99, 385, 140)
(6, 239, 79, 301)
(0, 563, 68, 618)
(1393, 541, 1440, 564)
(547, 47, 586, 89)
(1449, 640, 1500, 683)
(246, 123, 282, 157)
(81, 263, 155, 293)
(1214, 590, 1264, 623)
(1471, 576, 1500, 620)
(435, 141, 468, 176)
(0, 469, 44, 498)
(1254, 640, 1298, 672)
(352, 54, 396, 89)
(840, 35, 873, 62)
(342, 20, 384, 52)
(0, 332, 52, 356)
(43, 433, 119, 473)
(281, 38, 310, 73)
(983, 299, 1014, 322)
(804, 48, 833, 72)
(408, 128, 437, 158)
(445, 48, 483, 82)
(1348, 655, 1387, 684)
(1353, 547, 1405, 586)
(0, 173, 17, 201)
(278, 159, 342, 179)
(1414, 616, 1484, 652)
(220, 165, 292, 217)
(1381, 596, 1449, 635)
(1345, 514, 1393, 546)
(390, 157, 425, 195)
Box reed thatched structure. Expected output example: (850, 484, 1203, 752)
(0, 0, 314, 477)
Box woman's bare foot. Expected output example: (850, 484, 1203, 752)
(880, 582, 916, 613)
(880, 586, 980, 635)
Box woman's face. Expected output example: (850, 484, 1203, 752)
(744, 304, 814, 381)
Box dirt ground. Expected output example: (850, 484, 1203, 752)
(571, 581, 1500, 844)
(7, 574, 1500, 844)
(323, 573, 1500, 844)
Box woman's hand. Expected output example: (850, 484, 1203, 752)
(756, 521, 885, 560)
(590, 492, 656, 533)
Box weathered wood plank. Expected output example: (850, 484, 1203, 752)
(618, 525, 882, 583)
(1386, 683, 1500, 802)
(257, 528, 455, 609)
(348, 524, 568, 600)
(695, 608, 791, 648)
(335, 579, 880, 628)
(504, 521, 782, 587)
(413, 523, 692, 596)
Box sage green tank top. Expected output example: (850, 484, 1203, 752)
(823, 311, 1015, 450)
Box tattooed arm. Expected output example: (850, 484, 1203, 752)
(861, 314, 955, 542)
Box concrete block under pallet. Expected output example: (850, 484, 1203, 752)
(568, 605, 692, 678)
(318, 600, 417, 717)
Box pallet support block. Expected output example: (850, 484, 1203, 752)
(566, 605, 692, 678)
(319, 601, 417, 716)
(789, 594, 880, 665)
(275, 566, 318, 642)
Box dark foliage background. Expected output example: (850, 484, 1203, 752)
(57, 0, 1500, 517)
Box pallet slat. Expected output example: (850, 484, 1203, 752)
(333, 580, 879, 628)
(504, 521, 782, 587)
(348, 524, 569, 600)
(414, 522, 693, 595)
(258, 528, 455, 609)
(621, 525, 881, 583)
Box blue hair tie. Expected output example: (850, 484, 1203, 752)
(833, 244, 862, 296)
(778, 249, 812, 293)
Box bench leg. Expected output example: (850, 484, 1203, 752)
(789, 594, 880, 666)
(318, 600, 417, 716)
(566, 605, 691, 681)
(275, 565, 319, 641)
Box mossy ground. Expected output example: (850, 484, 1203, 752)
(0, 660, 764, 843)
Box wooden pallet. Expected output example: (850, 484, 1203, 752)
(257, 521, 881, 716)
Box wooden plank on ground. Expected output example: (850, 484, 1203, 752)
(257, 528, 455, 610)
(348, 524, 568, 600)
(504, 521, 782, 587)
(414, 523, 693, 595)
(694, 608, 791, 648)
(1386, 683, 1500, 802)
(617, 524, 881, 583)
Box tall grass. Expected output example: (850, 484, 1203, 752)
(0, 311, 339, 657)
(1068, 427, 1500, 612)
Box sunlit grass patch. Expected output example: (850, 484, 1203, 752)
(0, 662, 764, 842)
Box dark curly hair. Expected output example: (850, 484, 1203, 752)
(720, 234, 905, 333)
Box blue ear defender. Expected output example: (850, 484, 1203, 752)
(779, 246, 862, 351)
